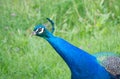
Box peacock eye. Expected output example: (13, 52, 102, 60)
(36, 28, 44, 34)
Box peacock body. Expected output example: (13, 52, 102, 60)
(94, 52, 120, 79)
(32, 18, 120, 79)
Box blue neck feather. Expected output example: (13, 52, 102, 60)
(43, 31, 112, 79)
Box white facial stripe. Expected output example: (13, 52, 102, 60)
(38, 28, 44, 34)
(35, 29, 38, 33)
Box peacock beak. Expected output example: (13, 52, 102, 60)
(31, 31, 36, 36)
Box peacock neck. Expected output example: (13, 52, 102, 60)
(46, 36, 79, 69)
(45, 35, 94, 72)
(44, 35, 111, 79)
(42, 30, 54, 39)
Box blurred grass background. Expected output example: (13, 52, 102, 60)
(0, 0, 120, 79)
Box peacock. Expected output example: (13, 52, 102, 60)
(32, 18, 120, 79)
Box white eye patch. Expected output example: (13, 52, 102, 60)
(36, 28, 44, 34)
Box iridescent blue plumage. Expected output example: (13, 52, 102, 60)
(32, 18, 118, 79)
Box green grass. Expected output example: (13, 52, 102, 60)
(0, 0, 120, 79)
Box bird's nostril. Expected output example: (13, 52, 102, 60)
(30, 31, 36, 36)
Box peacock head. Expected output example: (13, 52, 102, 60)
(32, 18, 55, 38)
